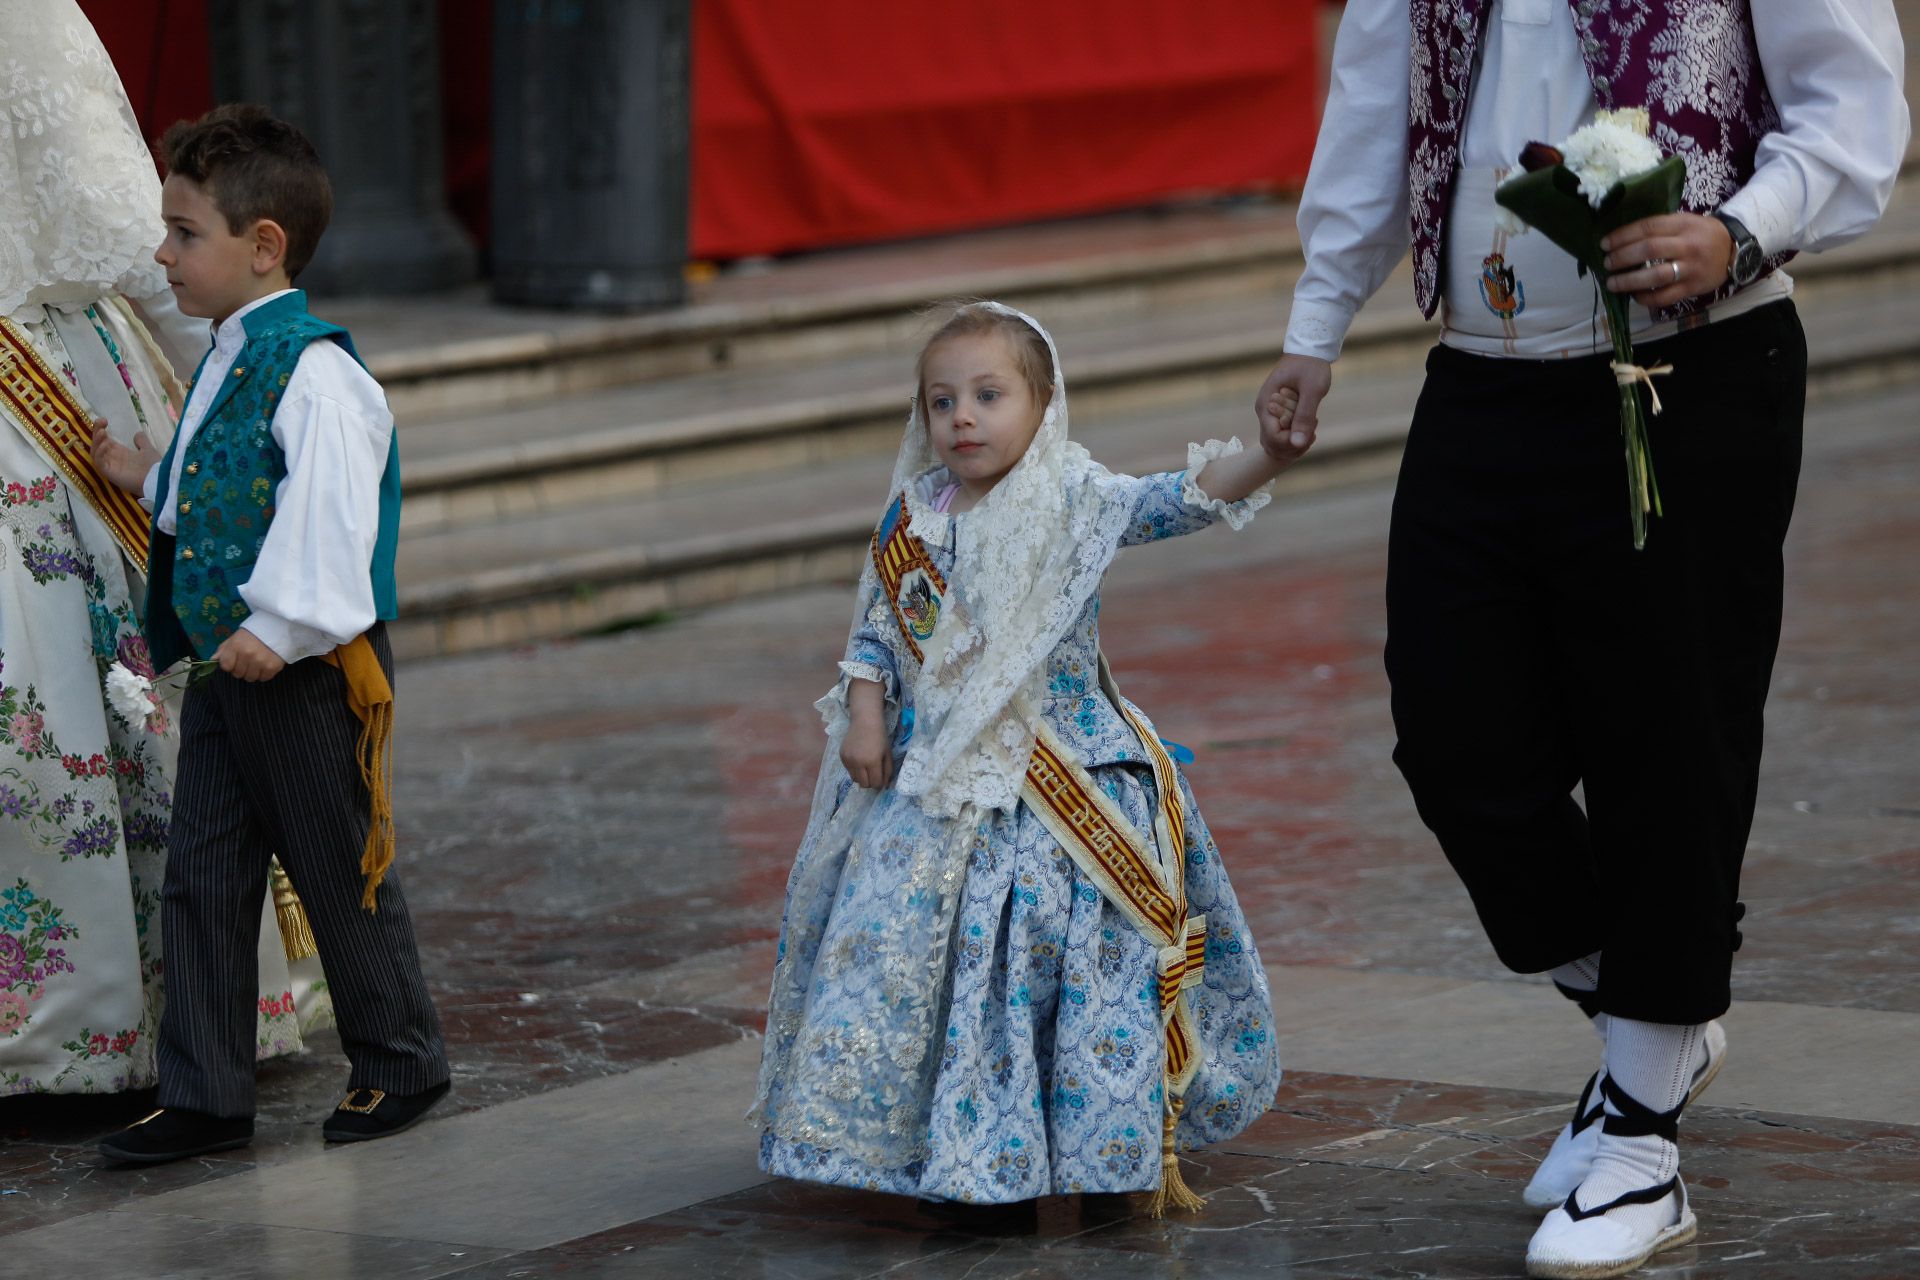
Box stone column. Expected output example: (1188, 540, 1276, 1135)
(208, 0, 477, 296)
(490, 0, 690, 310)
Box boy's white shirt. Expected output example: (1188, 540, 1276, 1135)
(140, 287, 394, 663)
(1283, 0, 1910, 361)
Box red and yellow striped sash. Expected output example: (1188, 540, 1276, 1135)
(0, 318, 151, 569)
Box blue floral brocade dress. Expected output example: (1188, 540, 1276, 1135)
(758, 467, 1281, 1202)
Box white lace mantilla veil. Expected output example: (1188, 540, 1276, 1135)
(753, 303, 1156, 1167)
(0, 0, 170, 322)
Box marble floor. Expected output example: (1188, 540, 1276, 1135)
(4, 377, 1918, 1277)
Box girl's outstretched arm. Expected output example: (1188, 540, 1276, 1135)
(1198, 388, 1305, 503)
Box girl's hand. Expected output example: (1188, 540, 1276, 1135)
(840, 714, 893, 790)
(89, 417, 162, 495)
(1261, 387, 1309, 466)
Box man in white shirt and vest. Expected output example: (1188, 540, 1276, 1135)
(1256, 3, 1906, 1275)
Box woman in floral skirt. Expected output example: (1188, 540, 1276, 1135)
(1, 0, 323, 1096)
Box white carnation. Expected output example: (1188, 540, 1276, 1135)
(105, 662, 154, 725)
(1559, 111, 1664, 209)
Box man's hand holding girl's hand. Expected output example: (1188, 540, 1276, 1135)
(840, 677, 894, 789)
(89, 417, 161, 495)
(1257, 355, 1331, 464)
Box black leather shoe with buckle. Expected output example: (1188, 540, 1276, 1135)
(98, 1107, 252, 1165)
(321, 1080, 450, 1143)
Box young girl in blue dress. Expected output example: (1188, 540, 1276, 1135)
(753, 302, 1303, 1211)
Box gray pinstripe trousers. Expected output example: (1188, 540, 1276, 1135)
(155, 624, 449, 1117)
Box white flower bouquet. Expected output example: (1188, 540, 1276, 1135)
(1496, 108, 1687, 550)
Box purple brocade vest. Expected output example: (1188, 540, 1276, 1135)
(1409, 0, 1794, 320)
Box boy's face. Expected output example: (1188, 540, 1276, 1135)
(922, 332, 1047, 497)
(155, 174, 282, 324)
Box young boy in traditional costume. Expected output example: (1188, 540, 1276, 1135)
(91, 104, 448, 1162)
(754, 302, 1300, 1211)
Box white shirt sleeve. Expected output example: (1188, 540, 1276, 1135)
(1283, 0, 1413, 362)
(238, 341, 394, 664)
(1720, 0, 1909, 257)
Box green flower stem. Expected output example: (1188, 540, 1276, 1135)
(151, 659, 220, 699)
(1496, 155, 1684, 550)
(1601, 290, 1662, 551)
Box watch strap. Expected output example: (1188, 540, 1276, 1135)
(1712, 211, 1762, 286)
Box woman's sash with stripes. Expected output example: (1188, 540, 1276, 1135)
(870, 491, 1208, 1208)
(0, 317, 151, 568)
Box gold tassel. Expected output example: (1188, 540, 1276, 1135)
(1146, 1095, 1205, 1218)
(321, 634, 396, 912)
(270, 859, 318, 962)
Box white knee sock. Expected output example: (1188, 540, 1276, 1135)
(1549, 951, 1609, 1051)
(1572, 1017, 1705, 1223)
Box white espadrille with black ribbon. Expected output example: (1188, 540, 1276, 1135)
(1524, 1019, 1726, 1209)
(1525, 1069, 1608, 1209)
(1525, 1075, 1698, 1279)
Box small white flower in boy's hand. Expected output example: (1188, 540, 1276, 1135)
(105, 662, 154, 725)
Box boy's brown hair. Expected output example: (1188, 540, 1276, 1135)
(160, 104, 332, 280)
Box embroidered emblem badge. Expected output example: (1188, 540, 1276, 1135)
(898, 567, 940, 641)
(1479, 253, 1525, 318)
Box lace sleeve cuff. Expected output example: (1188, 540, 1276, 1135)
(837, 661, 895, 700)
(1181, 437, 1273, 531)
(815, 661, 897, 738)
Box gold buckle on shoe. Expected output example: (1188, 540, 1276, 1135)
(131, 1108, 166, 1126)
(337, 1088, 386, 1114)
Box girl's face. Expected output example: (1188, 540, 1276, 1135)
(922, 332, 1047, 499)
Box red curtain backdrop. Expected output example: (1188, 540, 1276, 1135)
(691, 0, 1323, 259)
(82, 0, 1325, 265)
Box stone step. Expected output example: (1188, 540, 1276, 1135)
(394, 276, 1429, 537)
(340, 198, 1305, 427)
(394, 206, 1920, 539)
(390, 382, 1416, 660)
(389, 275, 1920, 660)
(354, 149, 1920, 433)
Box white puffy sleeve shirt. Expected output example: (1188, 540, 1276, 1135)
(236, 339, 395, 663)
(1282, 0, 1910, 362)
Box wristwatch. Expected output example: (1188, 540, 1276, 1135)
(1711, 210, 1766, 288)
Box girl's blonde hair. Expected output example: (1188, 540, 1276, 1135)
(915, 301, 1054, 410)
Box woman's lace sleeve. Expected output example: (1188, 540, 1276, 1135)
(1117, 438, 1274, 546)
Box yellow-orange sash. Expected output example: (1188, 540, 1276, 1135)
(321, 634, 397, 912)
(0, 317, 151, 569)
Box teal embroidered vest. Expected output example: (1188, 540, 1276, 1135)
(145, 291, 401, 670)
